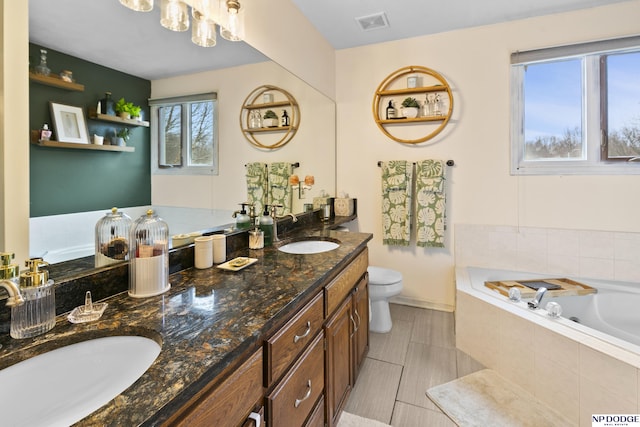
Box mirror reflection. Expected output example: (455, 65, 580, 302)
(27, 1, 336, 270)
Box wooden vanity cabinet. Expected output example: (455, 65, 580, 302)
(351, 276, 369, 383)
(324, 249, 369, 427)
(170, 348, 264, 427)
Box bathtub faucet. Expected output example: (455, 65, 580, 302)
(527, 287, 547, 309)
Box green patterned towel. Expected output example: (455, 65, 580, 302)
(416, 159, 445, 248)
(246, 162, 268, 215)
(268, 162, 292, 216)
(380, 160, 413, 246)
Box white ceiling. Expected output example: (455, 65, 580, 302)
(29, 0, 631, 80)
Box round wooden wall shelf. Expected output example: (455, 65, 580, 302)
(372, 65, 453, 144)
(240, 85, 300, 149)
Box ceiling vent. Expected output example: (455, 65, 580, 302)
(355, 12, 389, 31)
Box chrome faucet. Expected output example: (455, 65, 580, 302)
(0, 280, 24, 307)
(271, 207, 298, 242)
(527, 287, 547, 309)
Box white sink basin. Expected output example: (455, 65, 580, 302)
(278, 239, 340, 254)
(0, 335, 161, 427)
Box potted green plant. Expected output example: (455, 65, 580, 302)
(115, 98, 142, 120)
(128, 104, 141, 120)
(263, 109, 278, 127)
(401, 97, 420, 118)
(114, 128, 130, 146)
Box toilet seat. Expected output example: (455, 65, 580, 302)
(368, 266, 402, 286)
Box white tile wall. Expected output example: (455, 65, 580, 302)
(455, 224, 640, 282)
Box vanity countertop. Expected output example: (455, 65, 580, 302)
(0, 228, 372, 426)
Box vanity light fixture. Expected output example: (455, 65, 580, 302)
(119, 0, 245, 46)
(161, 0, 189, 32)
(289, 174, 314, 199)
(119, 0, 153, 12)
(220, 0, 244, 41)
(192, 9, 217, 47)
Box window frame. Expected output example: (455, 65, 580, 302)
(510, 36, 640, 175)
(150, 92, 218, 176)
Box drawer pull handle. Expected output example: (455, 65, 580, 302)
(349, 313, 357, 338)
(294, 321, 311, 343)
(294, 380, 312, 408)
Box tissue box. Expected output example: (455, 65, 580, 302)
(334, 198, 354, 216)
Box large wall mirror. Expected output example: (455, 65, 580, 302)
(25, 1, 336, 273)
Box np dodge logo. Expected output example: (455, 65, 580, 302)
(592, 414, 640, 426)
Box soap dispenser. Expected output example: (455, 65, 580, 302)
(259, 205, 274, 246)
(11, 258, 56, 339)
(235, 203, 252, 230)
(0, 252, 19, 283)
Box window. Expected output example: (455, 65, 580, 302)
(511, 36, 640, 174)
(150, 93, 218, 175)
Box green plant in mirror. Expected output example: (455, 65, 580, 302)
(263, 109, 277, 119)
(117, 128, 130, 141)
(115, 98, 141, 117)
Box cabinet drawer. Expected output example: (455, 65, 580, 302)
(304, 395, 325, 427)
(266, 291, 324, 385)
(175, 349, 263, 427)
(267, 332, 325, 427)
(325, 248, 368, 316)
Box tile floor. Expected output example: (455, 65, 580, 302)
(344, 304, 485, 426)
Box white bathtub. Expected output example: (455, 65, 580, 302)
(465, 266, 640, 353)
(456, 266, 640, 425)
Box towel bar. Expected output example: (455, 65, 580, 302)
(377, 160, 454, 167)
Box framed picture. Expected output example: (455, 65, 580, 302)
(49, 102, 90, 144)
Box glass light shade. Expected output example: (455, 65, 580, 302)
(192, 10, 217, 47)
(119, 0, 153, 12)
(220, 0, 244, 41)
(161, 0, 189, 32)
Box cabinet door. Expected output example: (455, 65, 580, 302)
(325, 296, 353, 427)
(352, 276, 369, 383)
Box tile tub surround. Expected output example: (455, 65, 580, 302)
(455, 267, 640, 426)
(0, 228, 371, 426)
(455, 224, 640, 282)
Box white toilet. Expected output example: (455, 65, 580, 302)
(367, 266, 403, 333)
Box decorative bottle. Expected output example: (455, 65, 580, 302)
(39, 124, 52, 141)
(99, 91, 115, 116)
(385, 100, 397, 120)
(33, 49, 51, 76)
(281, 110, 290, 127)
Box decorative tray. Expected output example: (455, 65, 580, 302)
(484, 278, 596, 298)
(217, 257, 258, 272)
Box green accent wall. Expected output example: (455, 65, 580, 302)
(29, 43, 151, 217)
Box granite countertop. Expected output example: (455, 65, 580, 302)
(0, 228, 372, 426)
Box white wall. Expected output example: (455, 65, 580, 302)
(151, 61, 336, 216)
(336, 1, 640, 311)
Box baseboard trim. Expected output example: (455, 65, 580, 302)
(390, 295, 454, 312)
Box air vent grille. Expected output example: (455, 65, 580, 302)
(355, 12, 389, 31)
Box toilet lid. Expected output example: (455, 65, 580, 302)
(367, 266, 402, 286)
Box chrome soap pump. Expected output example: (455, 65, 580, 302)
(11, 258, 56, 339)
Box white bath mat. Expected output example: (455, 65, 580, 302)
(337, 411, 391, 427)
(427, 369, 572, 427)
